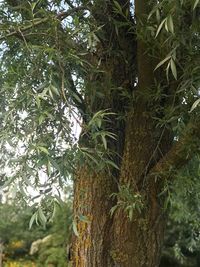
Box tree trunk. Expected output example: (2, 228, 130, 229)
(72, 0, 174, 265)
(111, 110, 172, 267)
(72, 168, 116, 267)
(72, 105, 173, 266)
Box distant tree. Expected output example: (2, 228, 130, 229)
(36, 202, 72, 267)
(161, 156, 200, 267)
(0, 201, 48, 259)
(0, 199, 72, 267)
(0, 1, 199, 266)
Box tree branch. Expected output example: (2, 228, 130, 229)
(135, 0, 155, 92)
(66, 69, 87, 121)
(150, 117, 200, 178)
(64, 0, 75, 9)
(0, 6, 87, 41)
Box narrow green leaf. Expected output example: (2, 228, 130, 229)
(49, 158, 61, 172)
(38, 207, 47, 228)
(166, 60, 171, 81)
(50, 85, 60, 96)
(154, 55, 171, 71)
(189, 98, 200, 113)
(29, 212, 37, 229)
(38, 115, 45, 125)
(101, 135, 107, 150)
(48, 87, 54, 99)
(72, 92, 82, 103)
(113, 0, 122, 12)
(30, 0, 40, 12)
(164, 19, 168, 32)
(36, 96, 41, 108)
(170, 59, 177, 80)
(106, 159, 119, 170)
(38, 146, 49, 155)
(110, 205, 118, 217)
(83, 151, 98, 165)
(193, 0, 199, 9)
(96, 118, 102, 128)
(167, 15, 174, 34)
(156, 9, 160, 22)
(155, 18, 166, 38)
(47, 160, 52, 176)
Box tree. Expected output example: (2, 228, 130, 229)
(0, 0, 199, 266)
(0, 198, 71, 266)
(34, 202, 72, 267)
(160, 156, 200, 267)
(0, 201, 48, 257)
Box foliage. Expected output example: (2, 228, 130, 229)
(0, 1, 119, 215)
(0, 198, 72, 266)
(161, 156, 200, 266)
(0, 0, 199, 265)
(36, 202, 71, 267)
(0, 0, 86, 201)
(110, 185, 144, 221)
(38, 247, 67, 267)
(0, 201, 48, 247)
(0, 0, 199, 197)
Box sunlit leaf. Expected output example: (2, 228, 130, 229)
(155, 18, 167, 37)
(170, 59, 177, 80)
(193, 0, 199, 9)
(167, 15, 174, 34)
(189, 98, 200, 113)
(29, 212, 37, 229)
(154, 55, 171, 71)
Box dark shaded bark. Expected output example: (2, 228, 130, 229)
(111, 109, 173, 267)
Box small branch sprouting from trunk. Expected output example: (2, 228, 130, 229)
(149, 118, 200, 179)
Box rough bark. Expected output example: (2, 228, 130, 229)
(72, 168, 116, 267)
(111, 109, 172, 267)
(72, 2, 137, 264)
(71, 0, 199, 266)
(106, 1, 173, 264)
(71, 1, 170, 266)
(72, 104, 174, 267)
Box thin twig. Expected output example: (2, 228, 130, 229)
(0, 6, 87, 41)
(18, 27, 32, 53)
